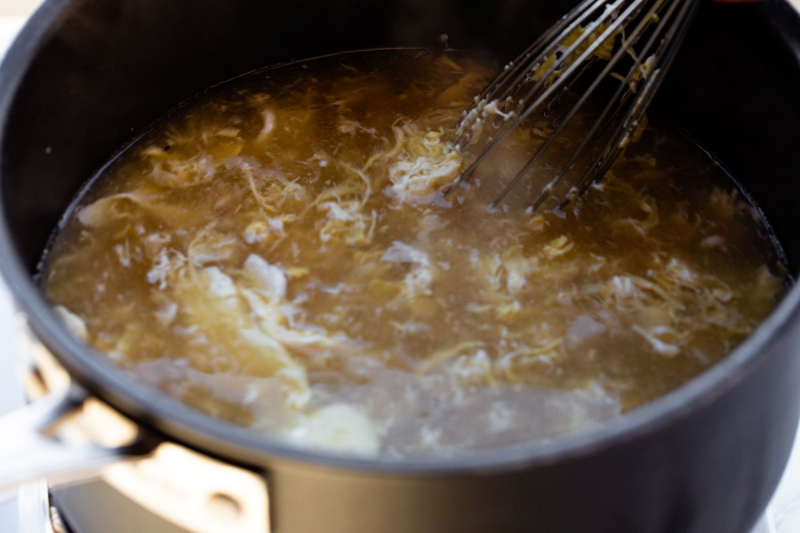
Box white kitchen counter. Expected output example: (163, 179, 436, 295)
(0, 17, 27, 412)
(0, 3, 799, 533)
(0, 18, 28, 532)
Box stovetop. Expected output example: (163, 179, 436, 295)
(1, 4, 799, 532)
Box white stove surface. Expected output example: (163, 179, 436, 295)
(1, 4, 799, 532)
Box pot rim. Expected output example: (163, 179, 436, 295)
(1, 0, 799, 477)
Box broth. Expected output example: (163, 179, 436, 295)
(41, 50, 786, 457)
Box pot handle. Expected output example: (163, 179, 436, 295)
(0, 385, 157, 498)
(0, 386, 271, 533)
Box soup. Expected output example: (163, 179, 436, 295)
(41, 50, 786, 457)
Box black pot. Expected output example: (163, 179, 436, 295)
(1, 1, 800, 532)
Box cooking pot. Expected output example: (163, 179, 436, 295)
(1, 1, 800, 532)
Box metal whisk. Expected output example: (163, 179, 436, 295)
(447, 0, 699, 210)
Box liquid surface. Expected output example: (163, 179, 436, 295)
(42, 50, 786, 457)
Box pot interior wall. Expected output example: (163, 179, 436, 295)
(1, 0, 799, 275)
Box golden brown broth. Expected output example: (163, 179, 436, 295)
(42, 50, 786, 456)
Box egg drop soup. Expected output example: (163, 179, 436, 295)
(42, 50, 787, 457)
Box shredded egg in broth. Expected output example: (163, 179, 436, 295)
(42, 50, 787, 457)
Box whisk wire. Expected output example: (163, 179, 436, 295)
(456, 0, 610, 144)
(453, 0, 643, 188)
(495, 0, 674, 207)
(528, 0, 690, 209)
(451, 0, 621, 154)
(567, 0, 700, 205)
(447, 0, 699, 210)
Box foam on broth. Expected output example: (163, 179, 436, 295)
(41, 50, 786, 457)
